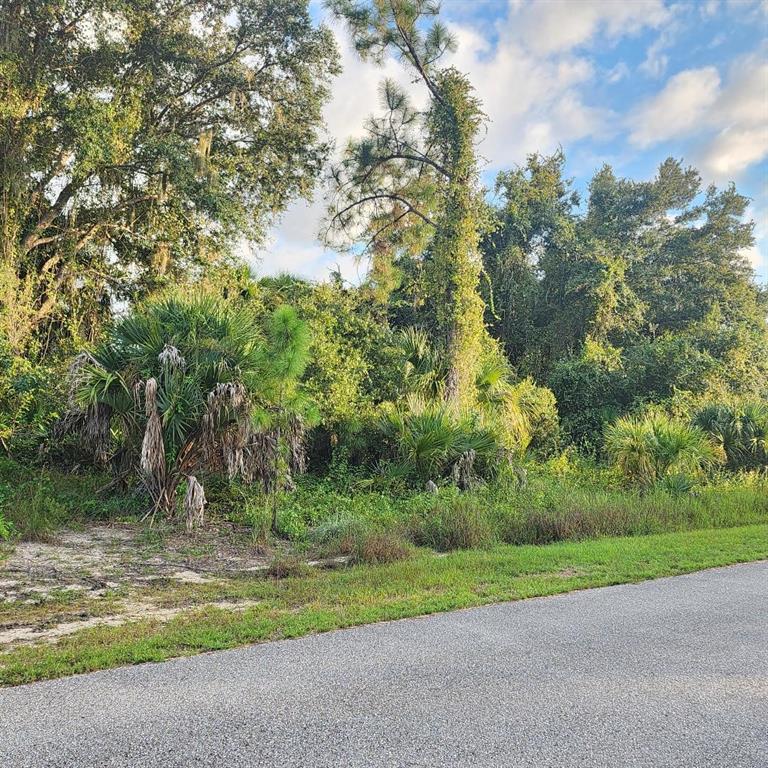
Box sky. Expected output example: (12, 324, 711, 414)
(254, 0, 768, 284)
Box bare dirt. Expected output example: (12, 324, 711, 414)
(0, 523, 276, 650)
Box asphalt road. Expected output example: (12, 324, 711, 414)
(2, 561, 766, 768)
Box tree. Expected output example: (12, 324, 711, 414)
(481, 151, 579, 372)
(326, 0, 488, 408)
(0, 0, 339, 357)
(68, 294, 313, 522)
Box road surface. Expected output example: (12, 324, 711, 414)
(2, 561, 766, 767)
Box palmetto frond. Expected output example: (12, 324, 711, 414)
(68, 293, 313, 522)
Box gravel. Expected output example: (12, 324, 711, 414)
(2, 560, 766, 767)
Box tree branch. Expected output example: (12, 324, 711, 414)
(332, 193, 435, 228)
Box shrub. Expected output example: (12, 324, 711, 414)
(604, 413, 724, 488)
(68, 294, 314, 523)
(353, 531, 412, 564)
(548, 354, 626, 452)
(0, 511, 12, 540)
(508, 378, 560, 456)
(309, 514, 372, 555)
(693, 402, 768, 472)
(379, 399, 501, 486)
(243, 496, 272, 545)
(3, 478, 67, 541)
(0, 348, 64, 460)
(410, 494, 494, 550)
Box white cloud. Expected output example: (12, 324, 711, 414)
(629, 56, 768, 180)
(322, 20, 423, 144)
(256, 19, 421, 284)
(713, 58, 768, 127)
(509, 0, 670, 55)
(606, 62, 630, 84)
(630, 68, 721, 147)
(446, 21, 612, 168)
(699, 126, 768, 177)
(740, 205, 767, 271)
(697, 57, 768, 180)
(261, 1, 767, 281)
(639, 23, 680, 79)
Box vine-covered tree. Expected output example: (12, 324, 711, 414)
(0, 0, 339, 356)
(326, 0, 488, 409)
(482, 153, 768, 446)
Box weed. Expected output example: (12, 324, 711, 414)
(353, 531, 412, 564)
(309, 515, 411, 564)
(410, 494, 494, 551)
(5, 478, 67, 541)
(266, 554, 310, 579)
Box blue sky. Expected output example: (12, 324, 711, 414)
(256, 0, 768, 283)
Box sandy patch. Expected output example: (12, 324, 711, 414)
(0, 598, 261, 649)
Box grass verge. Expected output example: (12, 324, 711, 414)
(2, 524, 766, 687)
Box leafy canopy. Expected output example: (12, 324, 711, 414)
(0, 0, 339, 355)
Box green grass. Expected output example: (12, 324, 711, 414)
(2, 524, 766, 687)
(255, 465, 768, 547)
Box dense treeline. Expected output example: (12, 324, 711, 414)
(0, 0, 766, 538)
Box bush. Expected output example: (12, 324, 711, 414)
(0, 348, 63, 460)
(604, 413, 724, 488)
(0, 511, 12, 540)
(409, 494, 494, 550)
(266, 554, 310, 579)
(354, 531, 412, 564)
(379, 399, 501, 486)
(508, 378, 560, 456)
(243, 496, 272, 545)
(70, 293, 314, 521)
(309, 514, 372, 554)
(274, 480, 402, 541)
(693, 402, 768, 472)
(3, 478, 67, 541)
(492, 467, 768, 546)
(548, 354, 626, 452)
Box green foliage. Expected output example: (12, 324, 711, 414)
(257, 276, 402, 460)
(1, 0, 339, 358)
(481, 150, 579, 369)
(604, 413, 724, 488)
(507, 378, 560, 456)
(0, 511, 11, 541)
(409, 492, 494, 551)
(6, 481, 67, 542)
(266, 554, 311, 579)
(0, 458, 143, 537)
(327, 0, 489, 408)
(483, 152, 768, 439)
(693, 402, 768, 471)
(73, 293, 312, 516)
(273, 480, 403, 540)
(0, 0, 765, 553)
(547, 350, 622, 451)
(0, 346, 63, 457)
(392, 331, 559, 460)
(379, 398, 500, 484)
(309, 514, 411, 564)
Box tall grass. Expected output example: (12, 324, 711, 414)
(275, 462, 768, 552)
